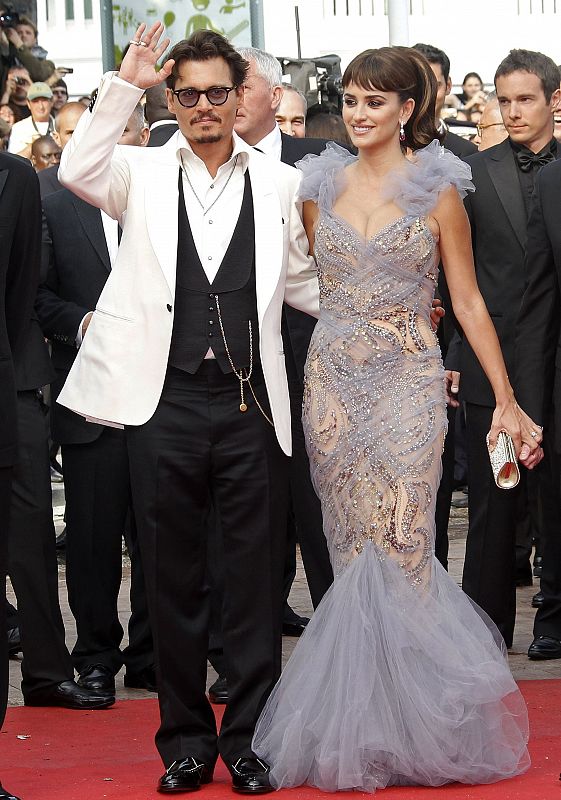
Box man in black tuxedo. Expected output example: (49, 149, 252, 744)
(35, 103, 154, 697)
(0, 151, 42, 800)
(515, 157, 561, 659)
(412, 43, 477, 159)
(457, 49, 560, 648)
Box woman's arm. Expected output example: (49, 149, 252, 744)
(302, 200, 319, 256)
(433, 185, 542, 467)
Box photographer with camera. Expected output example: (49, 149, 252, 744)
(0, 6, 55, 106)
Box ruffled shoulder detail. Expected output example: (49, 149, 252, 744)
(295, 142, 357, 207)
(384, 139, 474, 216)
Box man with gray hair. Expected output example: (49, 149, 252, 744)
(275, 84, 307, 138)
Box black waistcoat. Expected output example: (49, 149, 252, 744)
(168, 169, 259, 375)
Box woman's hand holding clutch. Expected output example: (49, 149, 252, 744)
(488, 399, 544, 473)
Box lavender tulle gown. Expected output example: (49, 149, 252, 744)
(252, 142, 530, 792)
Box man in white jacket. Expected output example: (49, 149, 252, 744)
(58, 22, 318, 795)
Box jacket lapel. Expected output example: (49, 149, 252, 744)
(145, 153, 179, 298)
(71, 194, 111, 272)
(0, 169, 7, 201)
(248, 154, 283, 325)
(486, 140, 527, 250)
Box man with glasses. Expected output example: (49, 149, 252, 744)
(51, 79, 68, 116)
(474, 92, 508, 150)
(58, 23, 318, 795)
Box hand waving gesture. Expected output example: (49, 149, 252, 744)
(118, 22, 175, 89)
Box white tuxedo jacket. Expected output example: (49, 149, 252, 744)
(57, 73, 319, 456)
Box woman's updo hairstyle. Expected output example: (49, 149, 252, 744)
(342, 46, 443, 151)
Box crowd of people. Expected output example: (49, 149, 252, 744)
(0, 12, 560, 800)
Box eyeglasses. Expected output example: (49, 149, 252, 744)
(476, 122, 505, 136)
(170, 86, 237, 108)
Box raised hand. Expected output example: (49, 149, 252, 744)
(118, 22, 174, 90)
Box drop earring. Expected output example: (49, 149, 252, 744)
(399, 121, 406, 142)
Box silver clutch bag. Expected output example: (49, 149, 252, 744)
(486, 431, 520, 490)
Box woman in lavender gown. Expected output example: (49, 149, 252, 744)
(253, 47, 542, 793)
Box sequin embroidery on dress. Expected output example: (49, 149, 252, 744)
(252, 141, 530, 794)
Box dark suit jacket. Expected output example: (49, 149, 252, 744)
(515, 158, 561, 445)
(0, 153, 42, 467)
(457, 138, 560, 407)
(36, 190, 112, 444)
(38, 164, 62, 198)
(148, 122, 179, 147)
(442, 129, 477, 159)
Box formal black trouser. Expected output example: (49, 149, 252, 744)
(126, 363, 289, 767)
(462, 402, 520, 647)
(434, 405, 456, 570)
(62, 428, 152, 675)
(8, 391, 73, 696)
(6, 600, 17, 629)
(534, 445, 561, 639)
(0, 467, 13, 730)
(282, 311, 333, 609)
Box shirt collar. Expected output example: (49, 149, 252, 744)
(175, 130, 251, 174)
(254, 124, 282, 157)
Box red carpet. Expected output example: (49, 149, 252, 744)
(1, 680, 560, 799)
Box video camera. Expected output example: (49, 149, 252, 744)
(276, 54, 343, 115)
(0, 4, 20, 29)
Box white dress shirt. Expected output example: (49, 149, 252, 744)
(254, 124, 282, 161)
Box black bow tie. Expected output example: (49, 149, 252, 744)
(515, 148, 555, 172)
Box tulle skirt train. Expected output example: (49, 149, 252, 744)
(253, 544, 530, 793)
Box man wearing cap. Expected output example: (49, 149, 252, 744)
(7, 81, 54, 158)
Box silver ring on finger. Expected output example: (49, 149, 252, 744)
(530, 430, 538, 439)
(138, 40, 149, 47)
(129, 39, 142, 46)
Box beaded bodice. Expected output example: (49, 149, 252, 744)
(297, 142, 473, 580)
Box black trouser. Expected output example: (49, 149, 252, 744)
(434, 405, 456, 570)
(462, 402, 519, 647)
(127, 363, 289, 767)
(534, 446, 561, 639)
(62, 427, 152, 675)
(282, 311, 333, 609)
(0, 466, 13, 730)
(8, 391, 73, 696)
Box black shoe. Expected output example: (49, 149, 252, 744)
(7, 627, 21, 658)
(77, 664, 116, 694)
(124, 666, 157, 692)
(229, 758, 273, 794)
(208, 676, 228, 704)
(528, 635, 561, 660)
(282, 614, 310, 637)
(532, 590, 544, 608)
(0, 782, 21, 800)
(55, 528, 66, 551)
(533, 556, 543, 578)
(158, 757, 213, 793)
(24, 679, 114, 709)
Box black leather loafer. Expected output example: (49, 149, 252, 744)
(282, 614, 310, 637)
(77, 664, 116, 694)
(208, 676, 228, 704)
(528, 635, 561, 660)
(532, 591, 544, 608)
(158, 757, 213, 793)
(230, 758, 273, 794)
(0, 782, 21, 800)
(24, 680, 115, 710)
(124, 666, 157, 692)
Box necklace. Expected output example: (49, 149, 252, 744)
(181, 153, 239, 217)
